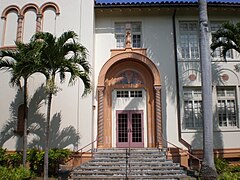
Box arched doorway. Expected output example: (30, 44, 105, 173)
(97, 50, 162, 148)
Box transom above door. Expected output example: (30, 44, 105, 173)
(116, 110, 144, 148)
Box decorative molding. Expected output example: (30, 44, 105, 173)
(20, 3, 40, 16)
(116, 70, 144, 85)
(221, 73, 229, 81)
(1, 5, 20, 18)
(154, 85, 162, 148)
(40, 2, 60, 15)
(189, 74, 197, 81)
(1, 2, 60, 46)
(16, 15, 24, 42)
(97, 86, 105, 147)
(98, 51, 161, 87)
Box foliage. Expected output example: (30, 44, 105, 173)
(27, 148, 71, 177)
(0, 148, 7, 166)
(0, 148, 22, 168)
(211, 21, 240, 60)
(49, 148, 71, 177)
(214, 158, 240, 179)
(27, 149, 44, 176)
(215, 158, 229, 174)
(0, 40, 45, 167)
(31, 30, 91, 179)
(0, 166, 32, 180)
(6, 152, 23, 168)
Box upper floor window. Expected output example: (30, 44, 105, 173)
(179, 22, 199, 60)
(217, 87, 237, 127)
(210, 21, 233, 60)
(115, 22, 141, 48)
(183, 88, 202, 129)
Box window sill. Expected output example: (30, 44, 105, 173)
(182, 127, 240, 133)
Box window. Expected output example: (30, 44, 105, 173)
(217, 87, 237, 127)
(210, 22, 233, 59)
(183, 88, 202, 129)
(130, 90, 142, 98)
(116, 90, 143, 98)
(117, 91, 129, 98)
(179, 22, 199, 59)
(115, 22, 141, 48)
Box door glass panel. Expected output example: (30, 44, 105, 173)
(131, 113, 142, 143)
(118, 114, 128, 142)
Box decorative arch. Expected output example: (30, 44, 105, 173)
(40, 2, 60, 15)
(1, 5, 20, 19)
(97, 50, 162, 148)
(1, 5, 20, 46)
(20, 3, 40, 16)
(98, 52, 161, 86)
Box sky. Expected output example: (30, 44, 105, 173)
(96, 0, 240, 3)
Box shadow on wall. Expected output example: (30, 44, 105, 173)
(0, 84, 79, 150)
(188, 62, 229, 151)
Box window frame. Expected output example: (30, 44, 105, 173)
(114, 22, 142, 48)
(216, 87, 238, 128)
(183, 87, 203, 130)
(178, 21, 200, 60)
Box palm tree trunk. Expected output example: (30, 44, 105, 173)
(44, 91, 52, 180)
(23, 78, 28, 167)
(198, 0, 217, 179)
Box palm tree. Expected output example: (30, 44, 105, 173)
(31, 31, 91, 179)
(211, 21, 240, 59)
(198, 0, 217, 179)
(0, 41, 43, 167)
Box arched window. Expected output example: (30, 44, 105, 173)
(116, 70, 144, 85)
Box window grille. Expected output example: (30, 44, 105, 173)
(183, 88, 202, 129)
(217, 87, 237, 127)
(179, 22, 199, 60)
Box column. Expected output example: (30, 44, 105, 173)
(36, 14, 42, 32)
(17, 15, 24, 42)
(97, 86, 105, 147)
(155, 85, 162, 148)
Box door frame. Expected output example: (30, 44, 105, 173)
(97, 50, 162, 148)
(116, 110, 144, 148)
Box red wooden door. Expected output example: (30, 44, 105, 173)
(116, 110, 144, 148)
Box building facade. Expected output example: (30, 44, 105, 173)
(1, 0, 240, 166)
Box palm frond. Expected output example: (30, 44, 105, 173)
(57, 31, 77, 47)
(211, 22, 240, 60)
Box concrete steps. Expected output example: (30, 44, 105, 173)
(70, 148, 195, 180)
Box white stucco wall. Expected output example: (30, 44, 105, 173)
(94, 12, 181, 148)
(0, 0, 94, 150)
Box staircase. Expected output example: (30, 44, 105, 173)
(70, 148, 195, 180)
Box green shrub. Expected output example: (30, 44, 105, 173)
(218, 171, 240, 180)
(27, 148, 71, 177)
(27, 149, 44, 177)
(0, 166, 32, 180)
(48, 148, 71, 177)
(214, 158, 240, 179)
(215, 158, 229, 174)
(0, 148, 7, 166)
(6, 152, 22, 168)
